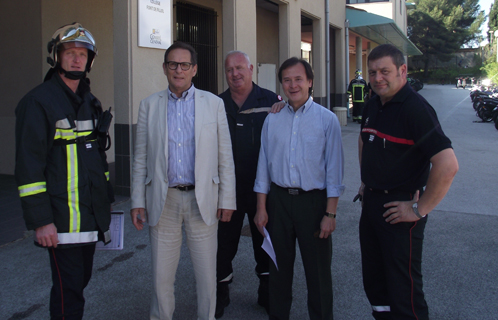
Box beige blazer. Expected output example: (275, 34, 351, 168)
(130, 87, 236, 227)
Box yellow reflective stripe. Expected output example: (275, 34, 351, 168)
(18, 182, 46, 197)
(75, 131, 94, 138)
(54, 118, 96, 141)
(66, 144, 81, 233)
(54, 128, 76, 140)
(105, 171, 110, 181)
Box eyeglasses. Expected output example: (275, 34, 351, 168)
(166, 61, 193, 71)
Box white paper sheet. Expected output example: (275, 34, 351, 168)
(262, 227, 278, 270)
(96, 211, 124, 250)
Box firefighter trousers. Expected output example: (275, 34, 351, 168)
(48, 244, 96, 320)
(360, 188, 428, 320)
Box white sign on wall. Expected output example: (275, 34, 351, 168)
(138, 0, 172, 49)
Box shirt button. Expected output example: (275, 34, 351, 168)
(179, 143, 181, 146)
(179, 159, 181, 163)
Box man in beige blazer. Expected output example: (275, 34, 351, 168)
(130, 42, 236, 320)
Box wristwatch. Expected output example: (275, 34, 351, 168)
(412, 203, 426, 219)
(324, 212, 336, 219)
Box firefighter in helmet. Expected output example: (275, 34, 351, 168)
(15, 22, 114, 319)
(347, 69, 368, 122)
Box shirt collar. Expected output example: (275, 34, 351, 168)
(380, 82, 412, 109)
(286, 96, 314, 113)
(168, 84, 195, 101)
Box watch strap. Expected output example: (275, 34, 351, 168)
(324, 212, 336, 218)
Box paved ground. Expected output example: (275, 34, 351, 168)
(1, 85, 497, 319)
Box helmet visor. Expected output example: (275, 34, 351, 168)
(60, 41, 94, 52)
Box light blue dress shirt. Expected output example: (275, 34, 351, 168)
(167, 85, 196, 187)
(254, 97, 345, 198)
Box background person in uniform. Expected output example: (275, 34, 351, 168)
(130, 41, 236, 320)
(215, 50, 282, 318)
(15, 23, 114, 319)
(358, 44, 459, 320)
(347, 69, 368, 122)
(254, 57, 345, 320)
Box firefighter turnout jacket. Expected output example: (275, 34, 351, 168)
(347, 78, 367, 103)
(15, 72, 114, 247)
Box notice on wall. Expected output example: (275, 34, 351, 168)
(138, 0, 172, 49)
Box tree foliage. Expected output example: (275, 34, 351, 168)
(408, 0, 485, 75)
(489, 0, 498, 42)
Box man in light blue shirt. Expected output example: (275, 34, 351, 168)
(254, 57, 345, 320)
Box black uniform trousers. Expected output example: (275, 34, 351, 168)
(360, 188, 428, 320)
(267, 183, 332, 320)
(217, 191, 269, 281)
(352, 102, 365, 120)
(48, 244, 96, 320)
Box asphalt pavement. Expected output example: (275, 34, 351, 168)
(1, 84, 497, 320)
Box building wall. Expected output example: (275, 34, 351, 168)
(256, 6, 280, 94)
(0, 1, 114, 175)
(0, 0, 348, 192)
(0, 2, 42, 174)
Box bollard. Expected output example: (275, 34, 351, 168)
(332, 107, 347, 126)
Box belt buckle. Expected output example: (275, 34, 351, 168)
(288, 188, 299, 196)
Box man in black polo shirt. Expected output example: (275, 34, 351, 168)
(215, 50, 281, 318)
(358, 44, 459, 320)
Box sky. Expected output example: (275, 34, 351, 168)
(480, 0, 494, 43)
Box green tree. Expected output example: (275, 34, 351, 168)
(489, 0, 498, 42)
(408, 0, 485, 76)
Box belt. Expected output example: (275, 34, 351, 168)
(368, 187, 418, 194)
(170, 185, 195, 191)
(274, 184, 318, 196)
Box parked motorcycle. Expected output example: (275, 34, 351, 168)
(407, 77, 423, 91)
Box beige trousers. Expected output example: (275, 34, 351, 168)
(149, 188, 218, 320)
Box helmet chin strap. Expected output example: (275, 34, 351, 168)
(61, 69, 86, 80)
(57, 64, 86, 80)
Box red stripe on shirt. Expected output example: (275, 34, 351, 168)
(362, 128, 415, 145)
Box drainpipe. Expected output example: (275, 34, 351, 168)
(325, 0, 330, 109)
(345, 19, 350, 117)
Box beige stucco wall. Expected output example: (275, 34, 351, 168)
(256, 6, 280, 93)
(222, 0, 258, 90)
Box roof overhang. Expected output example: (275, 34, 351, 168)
(346, 7, 422, 56)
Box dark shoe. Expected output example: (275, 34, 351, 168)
(257, 277, 269, 314)
(215, 282, 230, 319)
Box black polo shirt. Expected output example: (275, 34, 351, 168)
(360, 82, 452, 191)
(219, 83, 281, 195)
